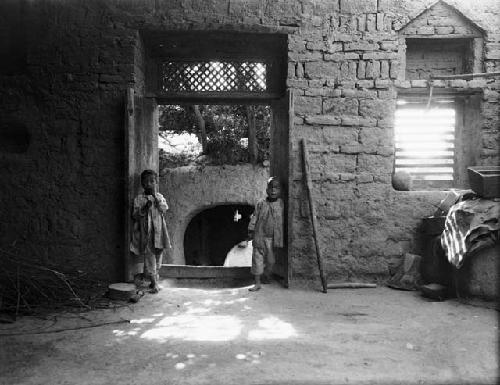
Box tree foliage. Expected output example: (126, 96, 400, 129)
(158, 104, 270, 166)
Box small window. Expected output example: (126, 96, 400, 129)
(394, 99, 456, 189)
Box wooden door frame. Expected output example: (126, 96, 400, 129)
(125, 91, 292, 285)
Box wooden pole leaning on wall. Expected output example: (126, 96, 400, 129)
(300, 139, 328, 293)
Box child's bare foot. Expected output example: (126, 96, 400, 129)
(149, 286, 160, 294)
(248, 285, 261, 292)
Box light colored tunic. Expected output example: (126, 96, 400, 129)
(248, 198, 284, 250)
(130, 192, 171, 256)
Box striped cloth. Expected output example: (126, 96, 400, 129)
(441, 198, 500, 268)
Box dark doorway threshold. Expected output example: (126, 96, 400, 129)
(160, 264, 251, 279)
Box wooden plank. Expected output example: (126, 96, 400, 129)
(327, 283, 377, 289)
(159, 265, 252, 279)
(430, 71, 500, 80)
(301, 139, 328, 294)
(152, 92, 283, 104)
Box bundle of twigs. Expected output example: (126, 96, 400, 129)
(0, 248, 108, 317)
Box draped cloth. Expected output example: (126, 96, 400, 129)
(441, 198, 500, 268)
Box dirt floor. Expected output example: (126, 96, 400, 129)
(0, 279, 498, 385)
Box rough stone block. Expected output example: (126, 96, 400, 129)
(287, 79, 308, 88)
(485, 48, 500, 60)
(304, 115, 342, 125)
(430, 79, 446, 88)
(374, 79, 392, 89)
(380, 41, 398, 51)
(327, 32, 357, 42)
(377, 146, 394, 156)
(288, 38, 306, 52)
(376, 13, 385, 31)
(305, 88, 331, 96)
(366, 13, 376, 32)
(359, 127, 392, 148)
(417, 26, 434, 35)
(309, 80, 324, 88)
(295, 96, 322, 115)
(288, 51, 322, 62)
(345, 42, 379, 51)
(340, 173, 356, 181)
(305, 61, 340, 79)
(359, 98, 395, 120)
(341, 116, 377, 127)
(362, 52, 399, 60)
(337, 80, 356, 88)
(394, 80, 411, 88)
(324, 53, 360, 61)
(357, 79, 375, 89)
(325, 42, 343, 53)
(340, 0, 377, 13)
(323, 126, 359, 146)
(435, 26, 454, 35)
(357, 14, 366, 32)
(365, 60, 380, 79)
(356, 174, 374, 183)
(357, 154, 394, 173)
(323, 98, 359, 115)
(306, 41, 325, 51)
(340, 144, 364, 154)
(340, 61, 358, 80)
(377, 89, 397, 99)
(358, 61, 367, 79)
(296, 62, 304, 78)
(323, 154, 357, 173)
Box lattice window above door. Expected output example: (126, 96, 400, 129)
(160, 61, 267, 93)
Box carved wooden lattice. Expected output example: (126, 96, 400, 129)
(161, 61, 267, 92)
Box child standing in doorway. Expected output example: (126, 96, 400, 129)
(130, 169, 171, 293)
(247, 177, 284, 292)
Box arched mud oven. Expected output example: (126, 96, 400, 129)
(159, 164, 269, 266)
(184, 204, 254, 266)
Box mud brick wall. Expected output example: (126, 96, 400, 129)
(0, 0, 498, 283)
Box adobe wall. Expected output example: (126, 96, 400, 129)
(0, 0, 498, 283)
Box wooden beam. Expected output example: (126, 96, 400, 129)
(159, 265, 252, 279)
(430, 71, 500, 80)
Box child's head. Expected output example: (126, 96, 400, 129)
(266, 177, 281, 200)
(141, 169, 157, 194)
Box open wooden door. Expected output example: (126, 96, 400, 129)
(270, 90, 293, 287)
(124, 89, 159, 282)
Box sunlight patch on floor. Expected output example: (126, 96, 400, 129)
(248, 316, 297, 340)
(140, 315, 243, 342)
(136, 313, 297, 342)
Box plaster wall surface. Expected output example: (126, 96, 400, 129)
(0, 0, 498, 283)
